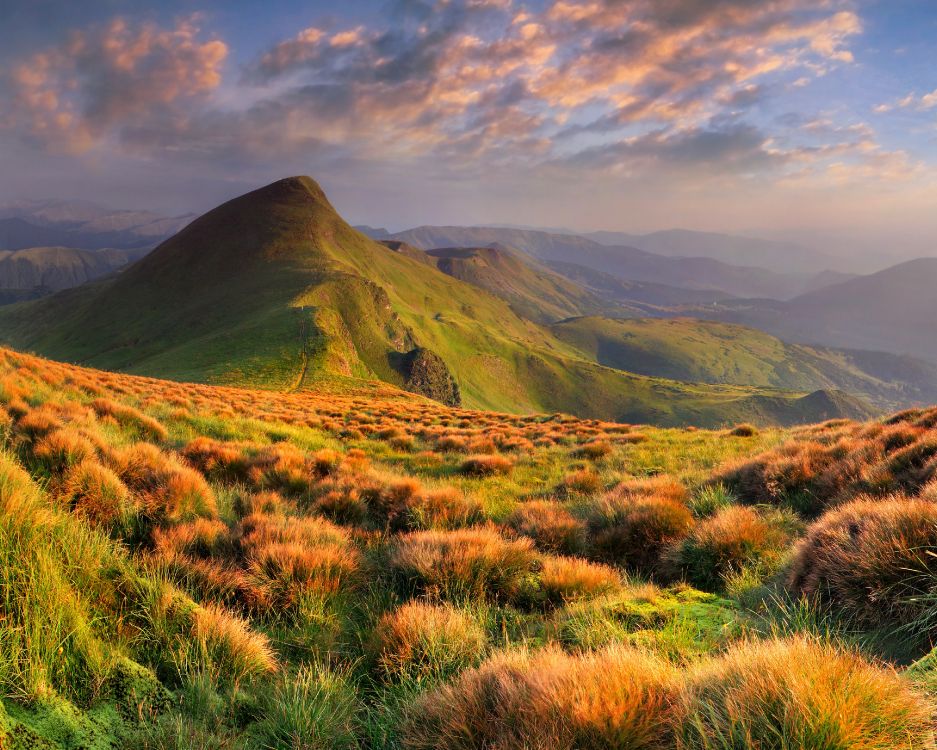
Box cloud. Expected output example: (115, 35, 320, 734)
(1, 16, 227, 153)
(1, 0, 871, 191)
(874, 88, 937, 114)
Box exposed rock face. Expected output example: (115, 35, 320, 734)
(401, 347, 461, 406)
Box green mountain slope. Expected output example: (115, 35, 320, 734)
(552, 316, 937, 411)
(425, 246, 630, 323)
(0, 176, 873, 427)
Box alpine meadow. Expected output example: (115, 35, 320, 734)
(2, 1, 937, 749)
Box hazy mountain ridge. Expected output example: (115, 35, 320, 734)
(0, 199, 194, 250)
(683, 258, 937, 361)
(379, 225, 843, 300)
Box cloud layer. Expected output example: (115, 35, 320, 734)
(0, 0, 931, 234)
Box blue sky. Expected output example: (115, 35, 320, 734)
(2, 0, 936, 259)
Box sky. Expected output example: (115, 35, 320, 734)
(2, 0, 937, 261)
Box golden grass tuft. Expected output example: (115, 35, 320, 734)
(403, 645, 680, 750)
(190, 603, 277, 686)
(110, 442, 217, 524)
(787, 495, 937, 631)
(390, 527, 539, 605)
(370, 601, 486, 682)
(459, 454, 514, 477)
(61, 459, 137, 533)
(33, 428, 96, 475)
(538, 555, 622, 607)
(587, 487, 693, 576)
(680, 636, 935, 749)
(504, 499, 585, 556)
(669, 505, 791, 592)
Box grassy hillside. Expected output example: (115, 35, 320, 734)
(0, 347, 934, 748)
(552, 316, 937, 410)
(0, 176, 866, 428)
(425, 246, 625, 323)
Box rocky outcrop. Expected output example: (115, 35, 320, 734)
(401, 347, 461, 406)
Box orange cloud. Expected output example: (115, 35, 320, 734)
(3, 17, 227, 153)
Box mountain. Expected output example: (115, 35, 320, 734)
(542, 260, 731, 308)
(584, 228, 843, 276)
(0, 246, 149, 303)
(0, 199, 193, 250)
(551, 316, 937, 411)
(0, 176, 875, 427)
(688, 257, 937, 361)
(354, 224, 391, 239)
(424, 246, 629, 323)
(383, 225, 834, 300)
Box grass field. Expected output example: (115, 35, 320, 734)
(0, 345, 934, 748)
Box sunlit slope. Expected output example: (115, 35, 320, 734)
(552, 316, 937, 410)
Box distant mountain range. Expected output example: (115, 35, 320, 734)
(367, 225, 848, 301)
(582, 228, 844, 276)
(0, 199, 194, 250)
(686, 257, 937, 361)
(0, 246, 150, 304)
(0, 199, 193, 300)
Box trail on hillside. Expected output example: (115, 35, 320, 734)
(287, 309, 310, 392)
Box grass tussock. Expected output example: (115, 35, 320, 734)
(370, 602, 487, 682)
(669, 505, 794, 592)
(587, 478, 693, 575)
(680, 636, 935, 749)
(403, 645, 681, 750)
(390, 527, 540, 605)
(538, 555, 622, 607)
(787, 495, 937, 634)
(459, 454, 514, 477)
(506, 499, 587, 555)
(110, 442, 217, 525)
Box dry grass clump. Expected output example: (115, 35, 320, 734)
(680, 637, 935, 749)
(189, 603, 278, 688)
(90, 397, 169, 442)
(538, 555, 621, 607)
(403, 645, 680, 750)
(390, 527, 539, 605)
(409, 488, 484, 531)
(715, 422, 937, 515)
(111, 442, 217, 525)
(561, 467, 602, 496)
(152, 518, 233, 560)
(33, 428, 96, 475)
(459, 454, 514, 477)
(182, 437, 324, 496)
(239, 513, 361, 611)
(61, 459, 137, 533)
(728, 423, 758, 438)
(506, 500, 586, 555)
(587, 481, 693, 575)
(669, 505, 793, 592)
(370, 602, 486, 682)
(12, 406, 62, 445)
(787, 495, 937, 632)
(361, 477, 483, 531)
(574, 440, 613, 460)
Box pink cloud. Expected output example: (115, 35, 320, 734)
(3, 16, 227, 154)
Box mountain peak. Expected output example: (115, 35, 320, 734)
(253, 175, 332, 206)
